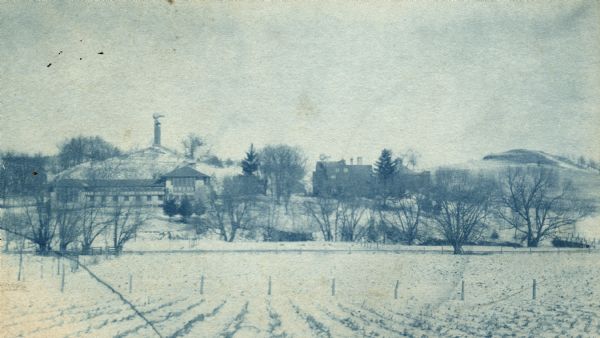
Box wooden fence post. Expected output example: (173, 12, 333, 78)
(200, 275, 205, 295)
(394, 280, 399, 300)
(332, 278, 336, 296)
(461, 280, 465, 301)
(61, 264, 65, 293)
(129, 274, 133, 294)
(17, 250, 23, 282)
(268, 276, 272, 296)
(532, 279, 536, 300)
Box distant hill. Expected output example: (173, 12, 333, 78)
(442, 149, 600, 238)
(482, 149, 589, 171)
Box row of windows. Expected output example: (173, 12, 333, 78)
(87, 195, 164, 202)
(172, 186, 195, 192)
(172, 177, 195, 187)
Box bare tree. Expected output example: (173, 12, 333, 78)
(205, 187, 229, 241)
(57, 135, 121, 170)
(109, 201, 147, 254)
(339, 197, 368, 242)
(380, 194, 427, 245)
(80, 199, 110, 255)
(496, 166, 593, 247)
(55, 200, 83, 252)
(303, 196, 341, 241)
(403, 149, 421, 170)
(260, 145, 307, 209)
(205, 176, 259, 242)
(13, 193, 57, 254)
(429, 169, 494, 254)
(182, 133, 205, 159)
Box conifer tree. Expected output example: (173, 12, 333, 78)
(178, 196, 193, 222)
(163, 197, 178, 220)
(241, 144, 260, 176)
(374, 149, 397, 183)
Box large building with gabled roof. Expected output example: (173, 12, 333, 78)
(51, 116, 212, 206)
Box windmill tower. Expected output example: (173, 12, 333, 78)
(153, 113, 165, 146)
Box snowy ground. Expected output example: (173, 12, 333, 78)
(2, 248, 600, 338)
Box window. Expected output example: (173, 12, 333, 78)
(335, 168, 340, 173)
(124, 196, 130, 202)
(173, 177, 195, 192)
(147, 195, 152, 201)
(343, 168, 349, 173)
(158, 195, 164, 201)
(112, 195, 118, 202)
(87, 195, 95, 202)
(330, 175, 336, 179)
(135, 195, 142, 202)
(101, 196, 107, 203)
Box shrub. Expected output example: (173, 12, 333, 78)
(178, 197, 193, 222)
(163, 198, 178, 219)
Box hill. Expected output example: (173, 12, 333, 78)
(52, 146, 240, 181)
(445, 149, 600, 239)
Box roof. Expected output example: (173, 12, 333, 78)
(316, 161, 372, 173)
(163, 166, 210, 178)
(53, 179, 163, 189)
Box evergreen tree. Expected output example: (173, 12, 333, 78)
(178, 196, 193, 222)
(241, 144, 260, 176)
(374, 149, 397, 182)
(163, 197, 178, 219)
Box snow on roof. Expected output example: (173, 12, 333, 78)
(163, 166, 209, 178)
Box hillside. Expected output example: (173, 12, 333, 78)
(52, 146, 240, 181)
(446, 149, 600, 238)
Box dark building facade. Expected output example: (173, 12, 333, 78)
(312, 159, 431, 198)
(312, 159, 374, 197)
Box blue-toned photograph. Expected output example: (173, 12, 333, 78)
(1, 1, 599, 337)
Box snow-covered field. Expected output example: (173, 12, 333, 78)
(2, 249, 600, 337)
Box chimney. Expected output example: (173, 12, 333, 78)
(153, 114, 164, 146)
(357, 157, 363, 165)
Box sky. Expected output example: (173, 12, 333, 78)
(1, 0, 599, 168)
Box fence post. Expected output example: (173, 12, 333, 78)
(532, 279, 536, 300)
(332, 278, 336, 296)
(268, 276, 272, 296)
(57, 257, 60, 275)
(529, 247, 532, 254)
(200, 275, 205, 295)
(129, 274, 133, 294)
(461, 280, 465, 301)
(61, 264, 65, 293)
(40, 261, 44, 279)
(394, 280, 399, 300)
(17, 250, 23, 282)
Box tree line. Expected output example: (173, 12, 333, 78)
(0, 136, 596, 255)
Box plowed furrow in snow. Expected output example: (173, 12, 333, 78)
(163, 300, 227, 338)
(64, 297, 189, 338)
(178, 298, 251, 337)
(217, 301, 250, 338)
(337, 302, 424, 337)
(290, 302, 332, 338)
(315, 303, 383, 337)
